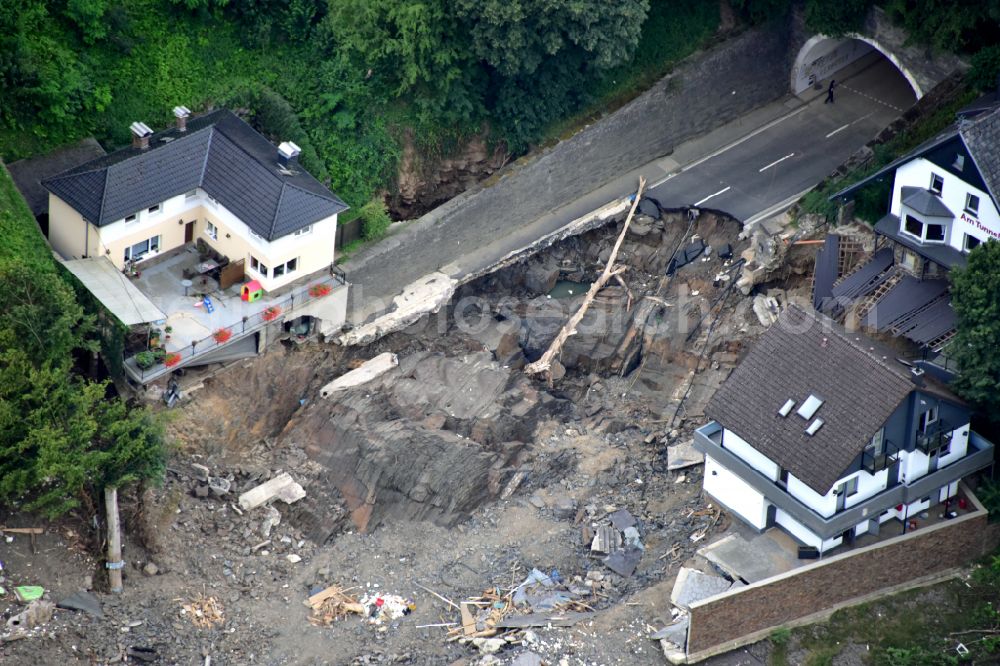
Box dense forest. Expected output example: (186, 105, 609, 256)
(3, 0, 997, 217)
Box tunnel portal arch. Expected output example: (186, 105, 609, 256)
(791, 34, 923, 100)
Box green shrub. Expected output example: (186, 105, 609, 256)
(771, 626, 792, 646)
(134, 351, 157, 369)
(359, 198, 391, 241)
(969, 45, 1000, 94)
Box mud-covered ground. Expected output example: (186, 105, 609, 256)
(0, 206, 814, 665)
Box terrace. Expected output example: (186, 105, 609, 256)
(119, 245, 345, 383)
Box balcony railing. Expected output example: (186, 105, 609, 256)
(694, 421, 995, 540)
(862, 439, 900, 474)
(124, 272, 346, 383)
(916, 420, 952, 454)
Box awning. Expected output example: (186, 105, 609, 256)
(62, 257, 166, 326)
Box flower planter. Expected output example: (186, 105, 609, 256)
(308, 283, 332, 298)
(164, 353, 181, 368)
(213, 328, 233, 344)
(262, 306, 282, 322)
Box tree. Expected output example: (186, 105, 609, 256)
(454, 0, 650, 77)
(950, 240, 1000, 422)
(804, 0, 872, 36)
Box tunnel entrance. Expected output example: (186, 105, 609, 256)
(792, 35, 922, 102)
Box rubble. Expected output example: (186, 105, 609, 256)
(237, 472, 306, 511)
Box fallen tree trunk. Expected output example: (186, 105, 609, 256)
(524, 177, 645, 382)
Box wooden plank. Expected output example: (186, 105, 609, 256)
(460, 602, 476, 636)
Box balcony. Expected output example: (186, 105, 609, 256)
(123, 267, 346, 384)
(862, 439, 900, 474)
(915, 420, 952, 454)
(694, 421, 995, 541)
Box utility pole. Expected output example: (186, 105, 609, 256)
(105, 487, 124, 593)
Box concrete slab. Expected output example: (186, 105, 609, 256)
(651, 614, 689, 648)
(320, 352, 398, 397)
(667, 439, 704, 471)
(670, 567, 733, 610)
(698, 529, 800, 584)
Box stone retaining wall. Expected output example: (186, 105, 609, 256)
(687, 491, 998, 659)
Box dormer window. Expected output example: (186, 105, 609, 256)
(929, 173, 944, 195)
(965, 193, 980, 216)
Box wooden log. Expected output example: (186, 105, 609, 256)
(105, 487, 123, 594)
(524, 178, 645, 381)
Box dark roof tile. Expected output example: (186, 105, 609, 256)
(42, 109, 347, 240)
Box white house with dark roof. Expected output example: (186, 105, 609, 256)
(43, 107, 348, 293)
(818, 102, 1000, 354)
(693, 305, 994, 555)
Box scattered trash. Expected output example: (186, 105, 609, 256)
(286, 553, 302, 564)
(604, 548, 642, 578)
(238, 472, 306, 511)
(180, 595, 225, 627)
(13, 586, 44, 603)
(359, 593, 415, 625)
(305, 585, 366, 625)
(590, 526, 620, 555)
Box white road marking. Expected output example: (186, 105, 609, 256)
(840, 84, 904, 112)
(758, 153, 795, 172)
(694, 186, 731, 207)
(825, 123, 850, 138)
(825, 112, 875, 139)
(649, 105, 809, 189)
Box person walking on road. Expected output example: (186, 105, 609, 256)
(825, 79, 836, 104)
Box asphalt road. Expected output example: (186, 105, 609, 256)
(647, 55, 916, 222)
(342, 53, 917, 324)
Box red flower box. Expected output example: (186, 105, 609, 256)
(164, 353, 181, 368)
(309, 283, 332, 298)
(213, 328, 233, 343)
(262, 306, 282, 322)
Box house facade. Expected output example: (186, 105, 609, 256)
(43, 108, 347, 293)
(844, 103, 1000, 278)
(693, 306, 994, 555)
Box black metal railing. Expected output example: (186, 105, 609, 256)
(915, 419, 952, 454)
(125, 272, 346, 382)
(862, 439, 900, 473)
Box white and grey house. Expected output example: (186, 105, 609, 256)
(693, 305, 995, 555)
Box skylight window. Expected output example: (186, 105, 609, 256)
(778, 399, 796, 417)
(805, 418, 825, 436)
(797, 394, 824, 419)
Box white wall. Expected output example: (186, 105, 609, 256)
(722, 429, 780, 481)
(792, 37, 875, 94)
(892, 158, 1000, 253)
(704, 456, 769, 530)
(774, 509, 843, 554)
(786, 474, 837, 518)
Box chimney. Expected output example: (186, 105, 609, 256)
(911, 366, 926, 386)
(130, 121, 153, 150)
(173, 105, 191, 132)
(277, 141, 301, 170)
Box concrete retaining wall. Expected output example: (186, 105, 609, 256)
(686, 488, 999, 659)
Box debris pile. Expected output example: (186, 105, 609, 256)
(179, 595, 225, 628)
(584, 508, 644, 578)
(305, 585, 365, 625)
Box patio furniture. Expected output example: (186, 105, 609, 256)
(197, 259, 220, 274)
(181, 279, 193, 296)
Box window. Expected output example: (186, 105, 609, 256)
(866, 428, 885, 456)
(250, 255, 268, 277)
(123, 235, 160, 262)
(845, 476, 859, 497)
(965, 234, 982, 253)
(293, 225, 312, 236)
(929, 173, 944, 195)
(272, 257, 298, 278)
(904, 215, 924, 238)
(207, 195, 219, 207)
(953, 154, 965, 170)
(206, 221, 218, 241)
(796, 394, 824, 419)
(185, 189, 198, 200)
(147, 203, 161, 215)
(926, 223, 945, 242)
(920, 406, 939, 432)
(965, 193, 980, 215)
(249, 230, 264, 241)
(124, 213, 138, 224)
